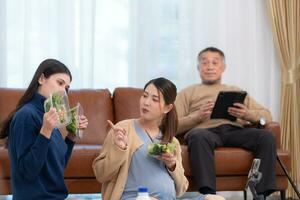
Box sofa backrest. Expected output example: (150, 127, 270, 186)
(113, 87, 143, 123)
(0, 88, 113, 145)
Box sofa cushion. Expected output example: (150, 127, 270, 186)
(68, 89, 113, 145)
(0, 145, 103, 179)
(0, 148, 9, 178)
(113, 87, 142, 122)
(181, 145, 291, 176)
(64, 145, 102, 178)
(0, 88, 112, 181)
(0, 88, 24, 125)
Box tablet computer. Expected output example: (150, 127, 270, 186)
(210, 91, 247, 121)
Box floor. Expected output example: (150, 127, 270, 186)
(0, 191, 283, 200)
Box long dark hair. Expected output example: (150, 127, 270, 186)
(0, 59, 72, 144)
(144, 77, 178, 143)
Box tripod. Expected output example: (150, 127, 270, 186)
(245, 123, 300, 199)
(245, 158, 265, 200)
(245, 157, 300, 200)
(277, 155, 300, 199)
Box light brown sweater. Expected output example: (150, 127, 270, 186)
(175, 83, 272, 134)
(92, 119, 189, 200)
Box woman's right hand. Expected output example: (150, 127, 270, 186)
(107, 120, 128, 150)
(40, 108, 59, 139)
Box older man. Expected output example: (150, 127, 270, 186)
(175, 47, 276, 199)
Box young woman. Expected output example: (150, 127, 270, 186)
(0, 59, 88, 200)
(92, 77, 224, 200)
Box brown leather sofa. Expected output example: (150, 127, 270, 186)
(0, 87, 291, 199)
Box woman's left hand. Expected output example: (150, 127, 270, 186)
(157, 152, 176, 171)
(67, 115, 88, 141)
(78, 115, 88, 130)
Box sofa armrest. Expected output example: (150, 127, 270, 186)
(264, 121, 281, 149)
(244, 121, 281, 149)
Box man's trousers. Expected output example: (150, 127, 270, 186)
(185, 124, 277, 195)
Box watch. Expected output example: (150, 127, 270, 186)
(257, 117, 266, 128)
(259, 117, 266, 126)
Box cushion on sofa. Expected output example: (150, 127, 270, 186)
(113, 87, 142, 122)
(181, 146, 291, 176)
(64, 144, 102, 178)
(68, 89, 113, 145)
(0, 88, 24, 125)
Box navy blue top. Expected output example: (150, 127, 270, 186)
(8, 93, 75, 200)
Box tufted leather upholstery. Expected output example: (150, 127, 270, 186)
(0, 87, 291, 195)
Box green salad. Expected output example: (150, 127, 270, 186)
(44, 92, 68, 124)
(66, 107, 78, 135)
(148, 140, 176, 156)
(44, 98, 52, 113)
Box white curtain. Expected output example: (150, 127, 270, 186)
(0, 0, 280, 120)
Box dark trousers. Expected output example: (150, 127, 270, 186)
(185, 124, 277, 195)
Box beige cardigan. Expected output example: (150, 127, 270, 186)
(92, 119, 189, 200)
